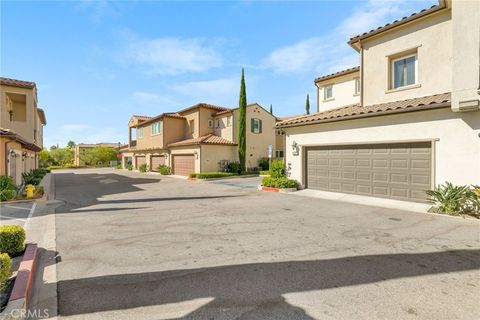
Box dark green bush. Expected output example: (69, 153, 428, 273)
(126, 164, 133, 171)
(258, 157, 269, 170)
(0, 225, 26, 256)
(139, 164, 148, 172)
(157, 165, 171, 175)
(227, 161, 241, 174)
(115, 164, 122, 169)
(0, 176, 16, 201)
(189, 172, 236, 179)
(0, 253, 11, 291)
(262, 176, 298, 189)
(22, 168, 49, 186)
(259, 170, 270, 175)
(270, 160, 285, 178)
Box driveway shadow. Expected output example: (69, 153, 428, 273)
(55, 249, 479, 318)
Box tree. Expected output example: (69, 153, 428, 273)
(305, 94, 310, 115)
(39, 149, 53, 168)
(67, 140, 76, 149)
(80, 146, 117, 167)
(50, 145, 58, 150)
(269, 104, 273, 114)
(238, 68, 247, 172)
(49, 148, 74, 166)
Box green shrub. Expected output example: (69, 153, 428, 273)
(139, 163, 148, 172)
(0, 176, 16, 202)
(126, 164, 133, 171)
(227, 161, 241, 174)
(35, 186, 45, 197)
(259, 170, 270, 175)
(258, 157, 269, 171)
(157, 165, 171, 175)
(190, 172, 236, 179)
(270, 160, 285, 178)
(262, 176, 299, 189)
(0, 225, 26, 256)
(0, 253, 11, 291)
(427, 182, 470, 216)
(115, 164, 122, 169)
(465, 185, 480, 217)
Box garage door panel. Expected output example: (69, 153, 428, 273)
(173, 155, 195, 176)
(136, 156, 146, 168)
(151, 155, 165, 171)
(306, 142, 432, 202)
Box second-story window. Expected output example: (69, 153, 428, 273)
(354, 78, 360, 95)
(251, 118, 262, 134)
(190, 120, 195, 134)
(151, 121, 162, 135)
(138, 127, 144, 139)
(324, 85, 333, 100)
(215, 119, 221, 128)
(392, 53, 417, 89)
(208, 119, 213, 128)
(227, 116, 232, 127)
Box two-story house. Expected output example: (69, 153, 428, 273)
(121, 102, 278, 175)
(277, 0, 479, 203)
(0, 77, 47, 184)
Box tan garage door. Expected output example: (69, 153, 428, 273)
(136, 156, 146, 169)
(173, 155, 195, 176)
(306, 142, 432, 202)
(150, 155, 165, 171)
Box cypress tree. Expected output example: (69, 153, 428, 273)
(269, 104, 273, 114)
(238, 68, 247, 172)
(305, 94, 310, 115)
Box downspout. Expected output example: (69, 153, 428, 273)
(360, 41, 364, 107)
(4, 139, 14, 175)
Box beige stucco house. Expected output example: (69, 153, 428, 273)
(122, 102, 279, 175)
(0, 77, 47, 184)
(277, 0, 479, 203)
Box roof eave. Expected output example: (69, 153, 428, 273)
(277, 102, 451, 129)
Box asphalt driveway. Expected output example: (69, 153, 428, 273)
(52, 168, 480, 320)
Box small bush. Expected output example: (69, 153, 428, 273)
(0, 176, 16, 202)
(115, 164, 122, 169)
(270, 160, 285, 178)
(189, 172, 236, 179)
(226, 161, 241, 174)
(262, 176, 299, 189)
(157, 165, 171, 175)
(258, 158, 269, 171)
(259, 170, 270, 176)
(126, 164, 133, 171)
(0, 225, 26, 256)
(427, 183, 480, 218)
(35, 186, 45, 197)
(0, 253, 11, 291)
(139, 163, 148, 172)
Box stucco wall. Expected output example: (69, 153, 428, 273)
(136, 121, 164, 150)
(316, 72, 360, 112)
(163, 117, 185, 146)
(181, 110, 200, 139)
(362, 10, 452, 106)
(200, 144, 237, 172)
(214, 113, 234, 142)
(284, 108, 480, 188)
(198, 107, 216, 137)
(0, 85, 38, 144)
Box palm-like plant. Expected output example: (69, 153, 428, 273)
(426, 182, 469, 215)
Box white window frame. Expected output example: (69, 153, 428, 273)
(226, 116, 232, 127)
(252, 118, 261, 134)
(208, 119, 214, 128)
(215, 119, 221, 128)
(138, 127, 144, 139)
(324, 85, 333, 101)
(151, 121, 162, 135)
(391, 53, 418, 89)
(354, 78, 360, 95)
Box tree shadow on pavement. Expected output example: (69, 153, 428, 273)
(54, 249, 480, 319)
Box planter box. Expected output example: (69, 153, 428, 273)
(258, 185, 297, 193)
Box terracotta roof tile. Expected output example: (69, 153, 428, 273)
(178, 103, 230, 115)
(168, 134, 236, 147)
(0, 127, 42, 151)
(314, 66, 360, 83)
(348, 2, 446, 45)
(0, 77, 36, 89)
(276, 93, 451, 128)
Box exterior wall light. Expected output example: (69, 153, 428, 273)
(292, 141, 299, 156)
(194, 151, 199, 159)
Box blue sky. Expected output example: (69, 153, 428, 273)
(1, 0, 435, 148)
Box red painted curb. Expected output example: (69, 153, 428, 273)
(9, 243, 38, 304)
(261, 186, 280, 192)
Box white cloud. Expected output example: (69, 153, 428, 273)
(124, 37, 223, 75)
(172, 77, 239, 106)
(263, 0, 432, 74)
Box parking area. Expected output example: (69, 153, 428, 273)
(51, 168, 480, 320)
(207, 176, 262, 189)
(0, 201, 36, 228)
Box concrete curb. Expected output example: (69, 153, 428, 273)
(257, 185, 297, 193)
(0, 244, 38, 320)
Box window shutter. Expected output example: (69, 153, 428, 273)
(259, 120, 262, 133)
(251, 118, 254, 133)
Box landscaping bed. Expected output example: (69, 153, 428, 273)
(0, 169, 49, 203)
(258, 160, 299, 193)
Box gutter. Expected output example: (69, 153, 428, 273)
(277, 102, 451, 129)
